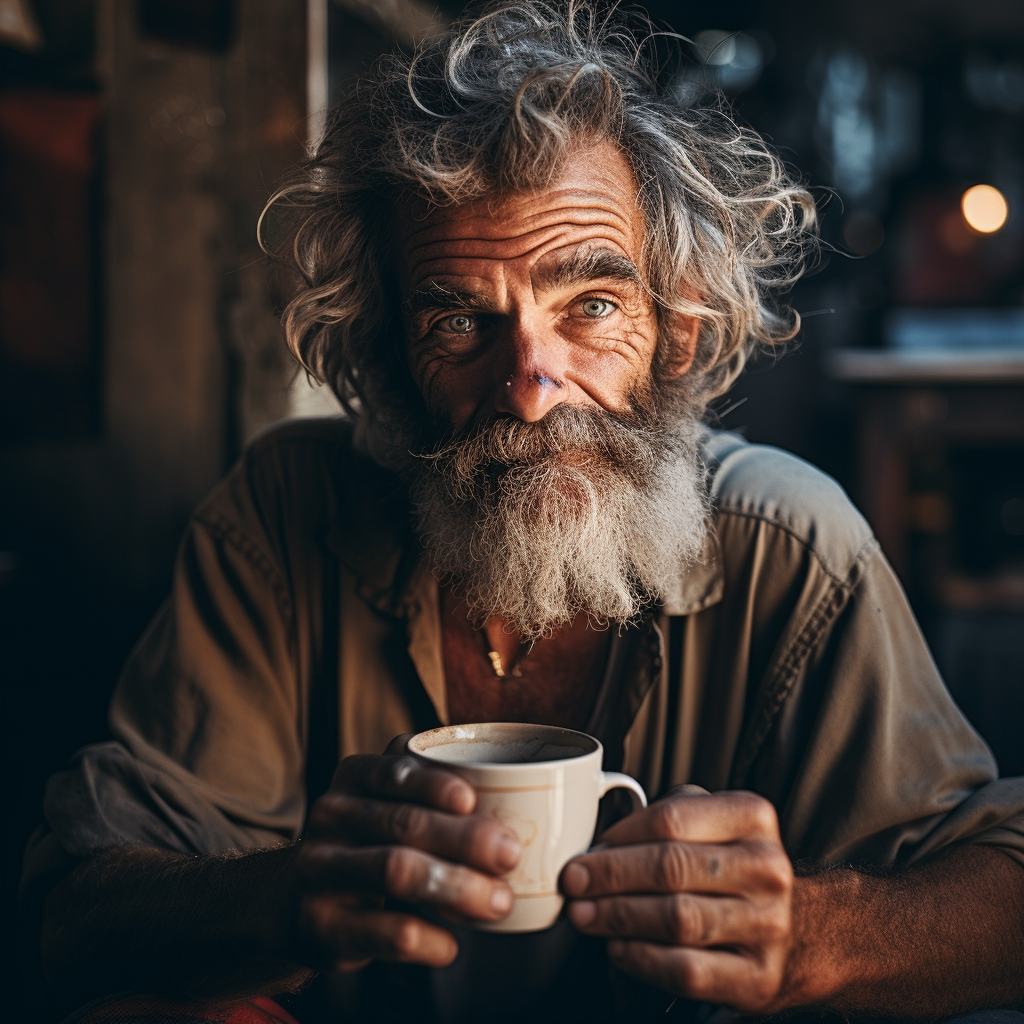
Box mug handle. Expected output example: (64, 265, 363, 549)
(599, 771, 647, 812)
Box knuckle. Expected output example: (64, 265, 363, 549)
(666, 783, 710, 799)
(651, 800, 685, 840)
(761, 903, 791, 943)
(744, 840, 793, 893)
(306, 793, 347, 834)
(672, 953, 708, 997)
(602, 897, 633, 935)
(388, 802, 429, 844)
(667, 894, 703, 944)
(371, 755, 416, 793)
(334, 754, 361, 777)
(766, 853, 794, 895)
(383, 847, 418, 896)
(733, 791, 778, 834)
(332, 754, 366, 788)
(653, 843, 689, 891)
(390, 756, 418, 788)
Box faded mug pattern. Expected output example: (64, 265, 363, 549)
(408, 722, 647, 932)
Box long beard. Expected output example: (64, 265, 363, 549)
(405, 397, 709, 640)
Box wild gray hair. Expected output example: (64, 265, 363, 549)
(264, 0, 818, 421)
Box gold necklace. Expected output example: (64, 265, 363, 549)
(482, 633, 534, 678)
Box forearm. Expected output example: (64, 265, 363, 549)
(785, 844, 1024, 1016)
(40, 845, 314, 1006)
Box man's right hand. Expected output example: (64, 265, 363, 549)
(289, 735, 521, 971)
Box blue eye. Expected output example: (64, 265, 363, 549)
(581, 299, 614, 318)
(441, 314, 475, 333)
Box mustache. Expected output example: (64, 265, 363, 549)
(415, 404, 680, 500)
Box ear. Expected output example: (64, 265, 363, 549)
(657, 308, 701, 381)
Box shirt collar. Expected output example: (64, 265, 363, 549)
(659, 526, 724, 616)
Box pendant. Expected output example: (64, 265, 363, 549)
(487, 649, 522, 678)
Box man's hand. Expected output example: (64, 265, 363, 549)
(290, 736, 521, 972)
(40, 736, 521, 1005)
(561, 786, 794, 1013)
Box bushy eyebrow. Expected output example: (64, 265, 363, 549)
(540, 247, 642, 290)
(404, 282, 491, 318)
(403, 247, 641, 319)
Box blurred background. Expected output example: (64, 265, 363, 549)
(2, 0, 1022, 1015)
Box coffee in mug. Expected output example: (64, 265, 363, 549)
(408, 722, 646, 932)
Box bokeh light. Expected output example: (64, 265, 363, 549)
(961, 184, 1009, 233)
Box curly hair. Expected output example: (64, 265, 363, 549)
(263, 0, 818, 421)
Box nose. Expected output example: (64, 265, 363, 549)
(492, 325, 569, 423)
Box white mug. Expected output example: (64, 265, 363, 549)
(408, 721, 647, 932)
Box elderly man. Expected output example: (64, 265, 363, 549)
(25, 3, 1024, 1022)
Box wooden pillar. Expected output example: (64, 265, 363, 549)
(100, 0, 231, 522)
(223, 0, 312, 443)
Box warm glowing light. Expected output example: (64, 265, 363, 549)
(961, 184, 1009, 233)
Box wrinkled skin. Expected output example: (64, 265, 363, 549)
(563, 786, 794, 1011)
(397, 141, 697, 435)
(293, 736, 520, 970)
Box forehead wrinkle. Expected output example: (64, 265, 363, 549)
(405, 224, 635, 289)
(403, 219, 633, 266)
(401, 189, 636, 245)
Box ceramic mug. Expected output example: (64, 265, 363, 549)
(408, 721, 647, 932)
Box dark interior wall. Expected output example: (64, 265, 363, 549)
(1, 1, 307, 1011)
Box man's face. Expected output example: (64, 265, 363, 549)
(388, 141, 707, 637)
(396, 140, 685, 433)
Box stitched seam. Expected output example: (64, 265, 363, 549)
(727, 534, 880, 788)
(193, 508, 293, 624)
(730, 580, 849, 787)
(715, 504, 878, 588)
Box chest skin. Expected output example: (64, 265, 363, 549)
(440, 586, 612, 730)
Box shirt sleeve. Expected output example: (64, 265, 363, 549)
(759, 542, 1024, 869)
(22, 476, 311, 903)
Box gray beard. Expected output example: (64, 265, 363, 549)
(381, 392, 710, 641)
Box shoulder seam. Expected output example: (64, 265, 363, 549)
(715, 504, 877, 590)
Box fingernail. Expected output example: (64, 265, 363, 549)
(490, 886, 513, 915)
(608, 939, 626, 959)
(561, 861, 590, 896)
(568, 900, 595, 926)
(496, 835, 521, 871)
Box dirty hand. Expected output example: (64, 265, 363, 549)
(290, 735, 521, 972)
(561, 786, 794, 1013)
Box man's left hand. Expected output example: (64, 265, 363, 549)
(561, 786, 795, 1013)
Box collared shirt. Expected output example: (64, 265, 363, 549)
(26, 417, 1024, 890)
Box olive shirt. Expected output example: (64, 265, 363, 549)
(25, 418, 1024, 902)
